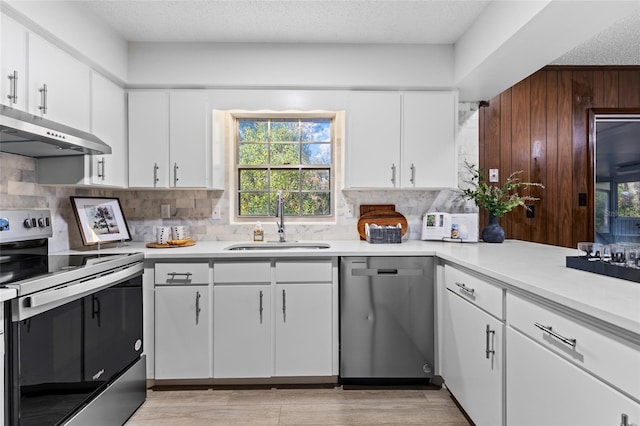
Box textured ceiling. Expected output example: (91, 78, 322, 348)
(75, 0, 640, 65)
(77, 0, 491, 44)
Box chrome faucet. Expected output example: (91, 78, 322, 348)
(275, 190, 286, 242)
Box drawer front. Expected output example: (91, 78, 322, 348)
(444, 264, 503, 319)
(213, 261, 271, 284)
(507, 292, 640, 401)
(155, 262, 210, 285)
(275, 260, 333, 283)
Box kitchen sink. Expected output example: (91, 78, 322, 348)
(225, 242, 331, 251)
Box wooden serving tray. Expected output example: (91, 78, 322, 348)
(357, 210, 408, 241)
(146, 241, 196, 249)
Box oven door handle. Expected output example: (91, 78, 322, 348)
(25, 263, 143, 311)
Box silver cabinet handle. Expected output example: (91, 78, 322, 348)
(195, 291, 201, 325)
(38, 84, 48, 114)
(7, 70, 18, 104)
(534, 322, 577, 348)
(390, 163, 396, 186)
(485, 324, 495, 359)
(97, 158, 105, 180)
(259, 290, 264, 324)
(282, 289, 287, 323)
(173, 162, 179, 186)
(153, 163, 160, 186)
(410, 163, 416, 185)
(167, 272, 192, 284)
(455, 281, 475, 296)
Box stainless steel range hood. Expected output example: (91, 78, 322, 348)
(0, 105, 111, 158)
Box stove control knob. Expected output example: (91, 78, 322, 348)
(23, 218, 32, 228)
(38, 217, 46, 227)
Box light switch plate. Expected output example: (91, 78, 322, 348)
(161, 204, 171, 218)
(489, 169, 499, 182)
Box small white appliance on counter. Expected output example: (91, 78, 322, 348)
(421, 212, 478, 242)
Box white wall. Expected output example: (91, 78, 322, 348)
(128, 42, 454, 90)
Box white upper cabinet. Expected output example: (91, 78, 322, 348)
(402, 92, 456, 188)
(346, 92, 401, 188)
(345, 91, 457, 189)
(128, 91, 210, 188)
(28, 33, 91, 132)
(89, 72, 127, 187)
(1, 14, 27, 111)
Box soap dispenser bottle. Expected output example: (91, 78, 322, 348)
(253, 221, 264, 242)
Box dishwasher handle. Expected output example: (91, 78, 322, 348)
(352, 268, 423, 277)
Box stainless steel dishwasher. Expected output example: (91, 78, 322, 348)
(340, 256, 435, 384)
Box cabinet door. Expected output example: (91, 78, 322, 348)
(128, 91, 170, 188)
(155, 286, 211, 379)
(346, 92, 401, 188)
(507, 327, 640, 426)
(213, 285, 271, 378)
(28, 33, 91, 132)
(441, 289, 503, 426)
(403, 92, 456, 188)
(1, 14, 27, 110)
(169, 92, 208, 187)
(91, 72, 127, 187)
(275, 284, 332, 377)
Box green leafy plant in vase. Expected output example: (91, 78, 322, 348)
(459, 162, 544, 243)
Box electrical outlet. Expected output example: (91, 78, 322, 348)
(212, 206, 221, 220)
(161, 204, 171, 219)
(345, 204, 354, 218)
(489, 169, 499, 183)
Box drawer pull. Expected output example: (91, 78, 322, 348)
(534, 322, 577, 348)
(455, 281, 475, 296)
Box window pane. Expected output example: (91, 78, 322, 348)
(301, 119, 330, 142)
(271, 169, 300, 191)
(239, 193, 269, 216)
(239, 144, 268, 165)
(239, 169, 267, 191)
(302, 192, 331, 215)
(239, 120, 269, 142)
(269, 191, 299, 216)
(301, 169, 330, 190)
(617, 182, 640, 217)
(270, 120, 299, 141)
(271, 143, 299, 165)
(302, 143, 331, 165)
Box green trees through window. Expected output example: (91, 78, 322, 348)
(237, 118, 332, 217)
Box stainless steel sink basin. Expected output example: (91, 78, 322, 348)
(225, 242, 331, 251)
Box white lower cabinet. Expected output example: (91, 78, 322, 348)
(154, 262, 212, 380)
(212, 259, 335, 379)
(213, 285, 272, 378)
(441, 288, 504, 426)
(155, 285, 211, 379)
(506, 326, 640, 426)
(274, 283, 332, 377)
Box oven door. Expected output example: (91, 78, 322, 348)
(8, 266, 143, 426)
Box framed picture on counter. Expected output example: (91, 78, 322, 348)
(70, 196, 131, 246)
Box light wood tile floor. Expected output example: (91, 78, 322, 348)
(125, 386, 472, 425)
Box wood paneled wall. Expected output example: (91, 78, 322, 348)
(479, 66, 640, 248)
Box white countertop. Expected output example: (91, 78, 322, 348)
(61, 239, 640, 339)
(0, 288, 17, 303)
